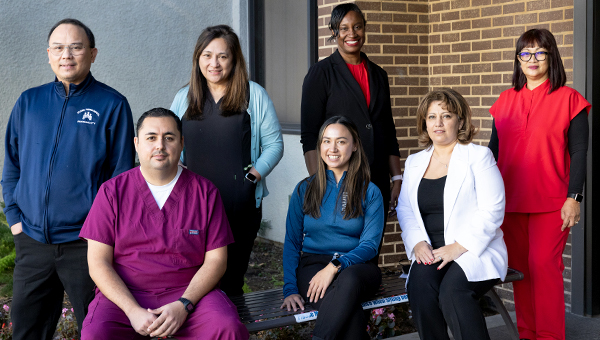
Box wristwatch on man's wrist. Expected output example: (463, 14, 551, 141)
(178, 297, 195, 314)
(568, 193, 584, 203)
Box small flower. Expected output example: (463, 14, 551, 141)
(373, 308, 385, 315)
(2, 305, 8, 312)
(388, 313, 395, 320)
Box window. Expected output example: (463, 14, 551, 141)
(249, 0, 317, 133)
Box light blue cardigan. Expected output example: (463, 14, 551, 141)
(170, 81, 284, 208)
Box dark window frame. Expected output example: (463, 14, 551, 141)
(248, 0, 317, 134)
(571, 0, 600, 317)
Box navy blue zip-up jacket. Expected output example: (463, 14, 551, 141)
(2, 73, 135, 244)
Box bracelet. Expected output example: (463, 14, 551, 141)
(391, 175, 403, 182)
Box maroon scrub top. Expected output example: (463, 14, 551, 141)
(490, 80, 590, 213)
(80, 167, 234, 298)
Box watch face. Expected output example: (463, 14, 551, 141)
(570, 193, 584, 202)
(246, 173, 257, 183)
(331, 259, 341, 267)
(186, 303, 194, 311)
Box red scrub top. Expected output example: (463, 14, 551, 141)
(490, 79, 591, 213)
(347, 59, 370, 107)
(80, 167, 234, 299)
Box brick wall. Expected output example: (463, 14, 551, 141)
(317, 0, 430, 268)
(316, 0, 575, 311)
(428, 0, 575, 312)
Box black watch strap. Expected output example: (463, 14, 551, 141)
(568, 193, 584, 202)
(331, 258, 342, 269)
(178, 297, 195, 314)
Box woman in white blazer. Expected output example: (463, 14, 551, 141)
(396, 89, 507, 340)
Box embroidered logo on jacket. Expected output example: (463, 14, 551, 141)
(77, 108, 100, 125)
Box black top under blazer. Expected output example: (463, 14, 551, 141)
(300, 49, 401, 201)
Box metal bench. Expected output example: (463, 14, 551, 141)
(231, 267, 523, 338)
(485, 268, 524, 340)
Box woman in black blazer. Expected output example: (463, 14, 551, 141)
(301, 3, 402, 217)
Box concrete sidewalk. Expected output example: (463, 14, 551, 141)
(389, 312, 600, 339)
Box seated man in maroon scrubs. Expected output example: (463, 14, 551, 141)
(79, 108, 249, 340)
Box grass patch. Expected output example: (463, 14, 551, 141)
(243, 277, 252, 294)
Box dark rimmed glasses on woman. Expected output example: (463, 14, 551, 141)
(517, 51, 548, 62)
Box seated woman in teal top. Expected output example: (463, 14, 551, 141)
(281, 116, 384, 340)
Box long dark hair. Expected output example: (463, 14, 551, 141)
(302, 116, 370, 220)
(185, 25, 248, 120)
(512, 29, 566, 93)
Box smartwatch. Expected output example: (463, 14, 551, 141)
(330, 259, 342, 271)
(245, 172, 258, 184)
(568, 193, 584, 202)
(178, 297, 195, 314)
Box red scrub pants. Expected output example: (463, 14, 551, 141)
(501, 211, 569, 340)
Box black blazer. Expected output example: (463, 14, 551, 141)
(300, 50, 400, 197)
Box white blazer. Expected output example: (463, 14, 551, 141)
(396, 143, 508, 282)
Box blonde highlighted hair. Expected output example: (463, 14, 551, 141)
(416, 88, 478, 148)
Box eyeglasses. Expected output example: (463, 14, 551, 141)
(48, 44, 87, 56)
(517, 51, 548, 62)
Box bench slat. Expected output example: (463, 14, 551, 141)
(236, 268, 524, 333)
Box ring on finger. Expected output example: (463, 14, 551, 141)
(438, 256, 442, 261)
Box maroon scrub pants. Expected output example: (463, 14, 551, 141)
(81, 288, 248, 340)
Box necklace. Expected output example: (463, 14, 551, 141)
(432, 153, 448, 168)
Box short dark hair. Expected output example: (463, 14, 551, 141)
(416, 88, 478, 148)
(512, 29, 566, 93)
(328, 3, 366, 42)
(136, 108, 182, 137)
(48, 18, 96, 48)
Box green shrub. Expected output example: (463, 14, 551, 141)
(0, 203, 14, 297)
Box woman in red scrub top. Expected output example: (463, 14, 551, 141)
(488, 28, 590, 340)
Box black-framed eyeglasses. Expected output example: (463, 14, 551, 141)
(517, 51, 548, 62)
(48, 44, 87, 56)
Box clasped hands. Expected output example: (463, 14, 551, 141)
(127, 300, 188, 337)
(413, 241, 467, 270)
(280, 262, 339, 312)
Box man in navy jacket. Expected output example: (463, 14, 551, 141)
(1, 18, 134, 339)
